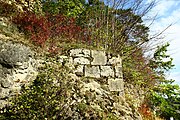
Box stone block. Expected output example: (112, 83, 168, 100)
(13, 73, 28, 82)
(85, 65, 100, 78)
(108, 78, 124, 91)
(70, 49, 81, 57)
(57, 55, 68, 63)
(100, 66, 114, 77)
(9, 86, 21, 95)
(74, 57, 90, 65)
(0, 100, 7, 109)
(107, 55, 122, 65)
(18, 62, 29, 70)
(1, 79, 11, 88)
(74, 65, 84, 76)
(115, 65, 123, 78)
(91, 50, 107, 65)
(82, 49, 91, 57)
(0, 87, 9, 98)
(81, 81, 101, 94)
(70, 49, 90, 57)
(58, 56, 74, 65)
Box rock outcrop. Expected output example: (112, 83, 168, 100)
(0, 40, 37, 108)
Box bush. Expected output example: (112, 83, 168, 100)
(12, 12, 50, 46)
(12, 12, 90, 47)
(148, 83, 180, 119)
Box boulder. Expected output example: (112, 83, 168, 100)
(0, 41, 32, 67)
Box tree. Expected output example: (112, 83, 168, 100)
(41, 0, 85, 17)
(147, 43, 180, 119)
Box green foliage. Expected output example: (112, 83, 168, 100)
(149, 43, 174, 74)
(123, 47, 156, 87)
(146, 43, 180, 119)
(42, 0, 85, 17)
(77, 2, 150, 55)
(149, 82, 180, 119)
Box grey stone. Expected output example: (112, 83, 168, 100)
(108, 78, 124, 91)
(81, 81, 103, 95)
(58, 55, 68, 63)
(74, 65, 84, 76)
(0, 100, 7, 109)
(108, 55, 122, 65)
(0, 66, 12, 79)
(0, 32, 38, 109)
(91, 50, 107, 65)
(13, 73, 28, 82)
(15, 69, 25, 74)
(18, 62, 29, 70)
(115, 65, 123, 78)
(82, 49, 91, 57)
(0, 64, 2, 69)
(100, 66, 114, 77)
(70, 49, 90, 57)
(1, 79, 11, 88)
(74, 57, 90, 65)
(85, 65, 100, 78)
(70, 49, 81, 56)
(9, 86, 21, 95)
(0, 88, 9, 98)
(0, 41, 32, 67)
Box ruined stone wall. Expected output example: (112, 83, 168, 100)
(0, 42, 124, 108)
(0, 41, 143, 119)
(40, 48, 124, 93)
(67, 48, 124, 93)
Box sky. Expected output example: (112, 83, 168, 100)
(145, 0, 180, 85)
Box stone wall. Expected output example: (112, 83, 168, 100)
(61, 48, 124, 93)
(0, 43, 124, 108)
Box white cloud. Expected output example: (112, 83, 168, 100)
(152, 0, 176, 16)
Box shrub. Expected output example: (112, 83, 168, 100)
(12, 12, 90, 47)
(12, 12, 51, 46)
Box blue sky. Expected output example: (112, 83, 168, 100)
(146, 0, 180, 85)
